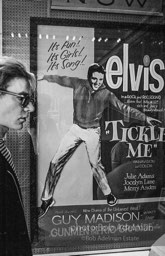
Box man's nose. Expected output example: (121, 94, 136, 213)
(24, 102, 35, 112)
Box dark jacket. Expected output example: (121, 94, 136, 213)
(0, 152, 32, 256)
(43, 75, 146, 128)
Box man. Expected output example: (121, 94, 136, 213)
(38, 63, 160, 218)
(0, 56, 35, 256)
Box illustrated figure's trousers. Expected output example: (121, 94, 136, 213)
(41, 124, 111, 201)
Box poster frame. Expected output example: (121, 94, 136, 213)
(30, 17, 165, 255)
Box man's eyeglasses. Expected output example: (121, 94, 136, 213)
(0, 89, 35, 108)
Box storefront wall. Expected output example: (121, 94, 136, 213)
(2, 0, 165, 255)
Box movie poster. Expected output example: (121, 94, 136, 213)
(31, 20, 165, 255)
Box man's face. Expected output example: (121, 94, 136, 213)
(89, 72, 104, 91)
(0, 77, 34, 130)
(90, 72, 104, 91)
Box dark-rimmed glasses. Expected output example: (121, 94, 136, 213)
(0, 89, 35, 108)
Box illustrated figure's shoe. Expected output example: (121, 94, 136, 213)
(107, 193, 117, 206)
(39, 197, 55, 218)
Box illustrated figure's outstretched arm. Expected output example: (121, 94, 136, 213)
(37, 73, 83, 89)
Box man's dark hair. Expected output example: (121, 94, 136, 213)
(0, 56, 35, 93)
(87, 63, 105, 80)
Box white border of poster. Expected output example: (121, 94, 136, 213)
(30, 18, 165, 255)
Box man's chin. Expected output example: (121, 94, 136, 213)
(12, 123, 24, 130)
(92, 86, 100, 91)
